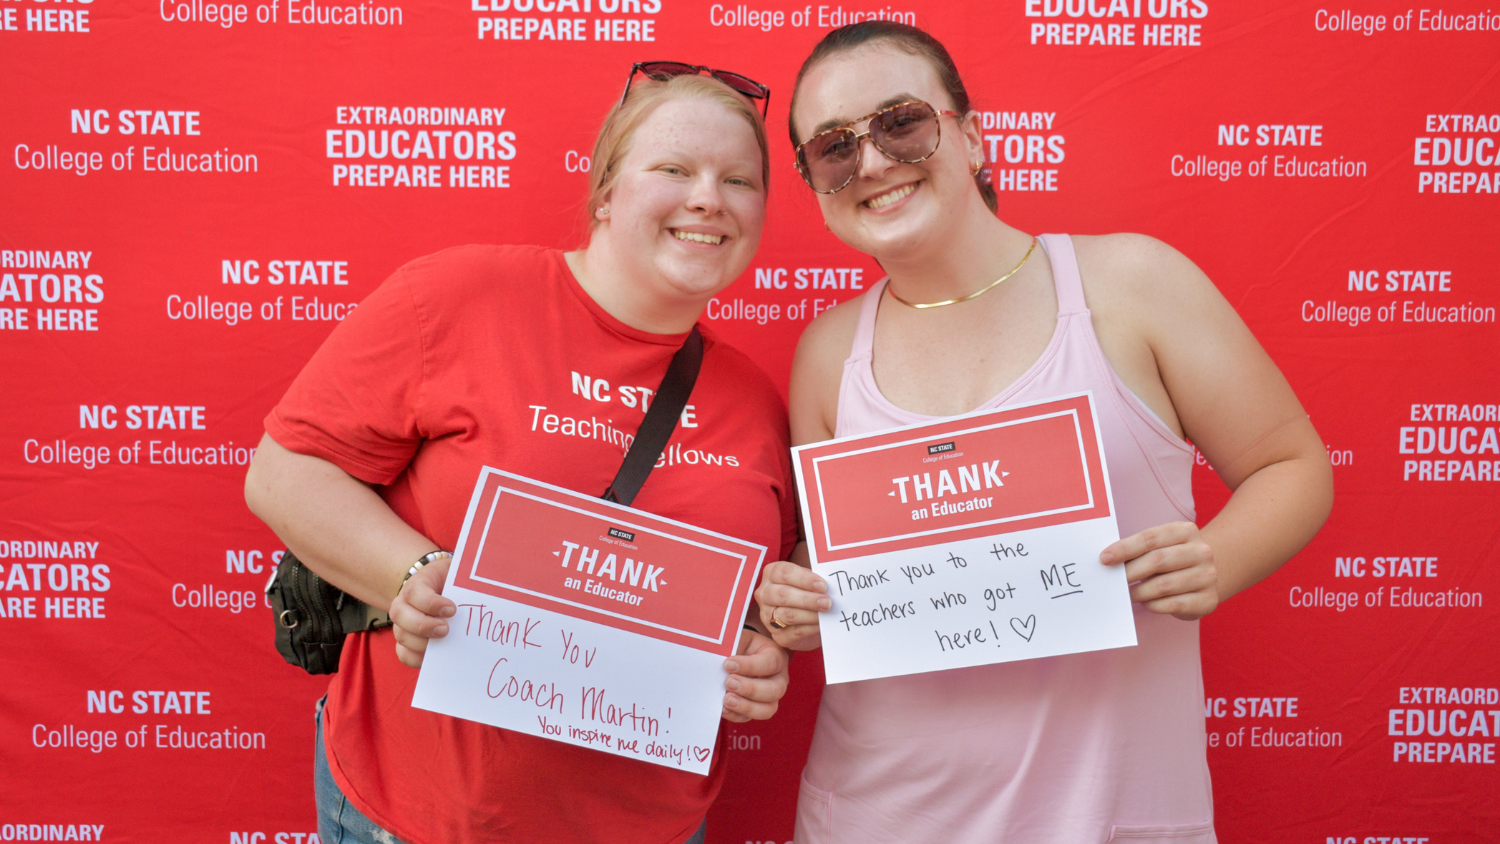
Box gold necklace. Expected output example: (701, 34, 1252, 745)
(887, 237, 1038, 310)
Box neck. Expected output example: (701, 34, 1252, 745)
(568, 232, 703, 335)
(882, 196, 1032, 304)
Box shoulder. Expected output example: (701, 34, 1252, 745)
(1070, 233, 1212, 303)
(788, 289, 870, 444)
(794, 289, 867, 369)
(351, 245, 564, 358)
(1068, 232, 1228, 334)
(393, 244, 564, 293)
(388, 244, 560, 304)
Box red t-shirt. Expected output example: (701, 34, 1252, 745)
(265, 245, 796, 844)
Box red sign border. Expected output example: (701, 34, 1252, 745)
(794, 392, 1115, 565)
(449, 468, 767, 657)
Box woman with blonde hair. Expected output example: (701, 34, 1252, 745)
(247, 65, 795, 844)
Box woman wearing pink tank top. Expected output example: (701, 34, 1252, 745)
(754, 22, 1334, 844)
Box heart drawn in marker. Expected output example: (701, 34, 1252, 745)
(1010, 615, 1037, 642)
(693, 746, 711, 762)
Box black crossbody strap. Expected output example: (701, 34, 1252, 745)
(602, 326, 703, 507)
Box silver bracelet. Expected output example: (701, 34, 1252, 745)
(402, 550, 452, 590)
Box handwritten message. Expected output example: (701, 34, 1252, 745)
(412, 469, 765, 774)
(794, 393, 1136, 684)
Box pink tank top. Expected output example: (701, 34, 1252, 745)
(796, 234, 1216, 844)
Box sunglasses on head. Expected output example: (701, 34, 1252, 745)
(619, 61, 771, 118)
(795, 100, 960, 194)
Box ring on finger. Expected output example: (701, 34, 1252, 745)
(769, 607, 789, 630)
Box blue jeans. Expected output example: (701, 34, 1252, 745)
(313, 701, 706, 844)
(315, 701, 407, 844)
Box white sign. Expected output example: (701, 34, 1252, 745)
(412, 468, 765, 774)
(793, 393, 1136, 684)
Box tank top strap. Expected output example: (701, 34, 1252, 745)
(847, 278, 888, 363)
(1038, 233, 1088, 315)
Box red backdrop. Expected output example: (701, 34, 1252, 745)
(3, 1, 1498, 841)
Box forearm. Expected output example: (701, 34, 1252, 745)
(1200, 454, 1333, 602)
(244, 434, 438, 611)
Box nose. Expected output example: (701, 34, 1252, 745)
(687, 177, 726, 215)
(854, 133, 898, 181)
(687, 173, 727, 215)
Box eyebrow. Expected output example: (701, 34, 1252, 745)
(809, 94, 920, 137)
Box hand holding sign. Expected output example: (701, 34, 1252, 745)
(755, 558, 830, 651)
(792, 392, 1137, 684)
(720, 629, 790, 722)
(1102, 520, 1219, 620)
(390, 555, 456, 668)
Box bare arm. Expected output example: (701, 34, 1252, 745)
(1086, 235, 1333, 617)
(244, 433, 439, 611)
(754, 297, 860, 650)
(245, 433, 458, 668)
(787, 295, 855, 449)
(1200, 425, 1331, 602)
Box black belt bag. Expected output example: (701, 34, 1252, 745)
(267, 327, 703, 674)
(265, 554, 391, 675)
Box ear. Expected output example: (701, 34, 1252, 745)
(960, 110, 986, 169)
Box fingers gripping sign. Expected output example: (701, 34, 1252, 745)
(391, 555, 457, 668)
(1099, 521, 1219, 621)
(721, 629, 790, 723)
(754, 559, 831, 651)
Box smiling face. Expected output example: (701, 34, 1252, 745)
(792, 43, 985, 263)
(597, 96, 767, 309)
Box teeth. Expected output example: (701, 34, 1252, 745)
(674, 230, 723, 245)
(866, 183, 915, 209)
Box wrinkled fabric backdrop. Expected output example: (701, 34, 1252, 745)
(2, 1, 1498, 841)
